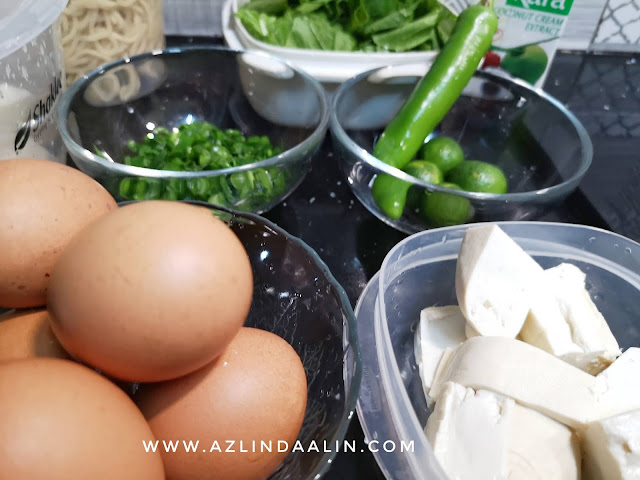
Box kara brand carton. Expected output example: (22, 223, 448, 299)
(485, 0, 575, 88)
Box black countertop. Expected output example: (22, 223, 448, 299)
(171, 38, 640, 479)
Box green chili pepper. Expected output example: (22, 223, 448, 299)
(371, 0, 497, 219)
(373, 0, 496, 168)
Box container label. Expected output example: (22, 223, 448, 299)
(505, 0, 574, 16)
(493, 5, 571, 46)
(484, 0, 575, 88)
(13, 72, 63, 155)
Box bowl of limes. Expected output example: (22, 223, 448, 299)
(330, 64, 592, 234)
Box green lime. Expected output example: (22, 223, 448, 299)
(420, 136, 464, 174)
(446, 160, 508, 194)
(420, 182, 472, 227)
(403, 161, 443, 212)
(404, 160, 443, 184)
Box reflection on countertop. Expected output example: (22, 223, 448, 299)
(545, 51, 640, 243)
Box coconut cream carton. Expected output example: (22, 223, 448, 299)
(485, 0, 575, 89)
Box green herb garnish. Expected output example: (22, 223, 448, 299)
(99, 121, 289, 211)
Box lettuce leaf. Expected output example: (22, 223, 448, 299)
(371, 7, 441, 52)
(235, 0, 456, 52)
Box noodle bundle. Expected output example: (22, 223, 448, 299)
(60, 0, 165, 86)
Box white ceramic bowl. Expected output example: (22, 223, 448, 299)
(222, 0, 438, 88)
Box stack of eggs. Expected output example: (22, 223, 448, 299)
(0, 159, 308, 480)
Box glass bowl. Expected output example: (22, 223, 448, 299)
(0, 199, 362, 479)
(55, 46, 329, 214)
(181, 201, 361, 480)
(330, 63, 593, 234)
(356, 221, 640, 479)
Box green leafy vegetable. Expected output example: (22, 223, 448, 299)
(333, 29, 357, 50)
(296, 0, 332, 14)
(289, 16, 323, 48)
(243, 0, 288, 14)
(436, 10, 456, 44)
(371, 8, 441, 51)
(236, 0, 457, 52)
(362, 6, 418, 36)
(97, 122, 289, 211)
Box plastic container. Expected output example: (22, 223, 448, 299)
(0, 0, 69, 164)
(356, 221, 640, 479)
(60, 0, 165, 86)
(221, 0, 438, 89)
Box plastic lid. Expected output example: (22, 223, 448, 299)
(0, 0, 69, 60)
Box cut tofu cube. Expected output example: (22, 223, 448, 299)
(582, 409, 640, 480)
(426, 382, 513, 480)
(518, 263, 620, 374)
(430, 346, 459, 403)
(430, 336, 599, 429)
(426, 382, 581, 480)
(547, 264, 620, 354)
(464, 322, 481, 339)
(456, 225, 544, 338)
(592, 347, 640, 422)
(520, 287, 582, 357)
(414, 306, 466, 407)
(431, 338, 640, 430)
(506, 403, 581, 480)
(561, 350, 620, 376)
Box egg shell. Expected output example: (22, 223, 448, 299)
(0, 358, 165, 480)
(0, 158, 117, 309)
(47, 200, 253, 383)
(0, 309, 69, 362)
(135, 327, 308, 480)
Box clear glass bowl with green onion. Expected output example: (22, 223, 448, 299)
(56, 46, 329, 213)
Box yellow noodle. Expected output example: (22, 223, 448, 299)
(60, 0, 165, 85)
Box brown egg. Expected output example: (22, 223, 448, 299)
(135, 327, 308, 480)
(0, 311, 141, 396)
(0, 358, 165, 480)
(47, 200, 253, 382)
(0, 158, 117, 309)
(0, 309, 69, 362)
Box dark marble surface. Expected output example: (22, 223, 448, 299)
(170, 38, 639, 479)
(544, 51, 640, 244)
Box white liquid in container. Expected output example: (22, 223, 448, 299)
(0, 0, 69, 163)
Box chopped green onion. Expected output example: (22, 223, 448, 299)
(115, 121, 288, 211)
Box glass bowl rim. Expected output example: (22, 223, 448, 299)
(330, 65, 593, 203)
(118, 199, 363, 480)
(55, 45, 330, 179)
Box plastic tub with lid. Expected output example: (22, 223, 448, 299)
(0, 0, 68, 164)
(356, 221, 640, 479)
